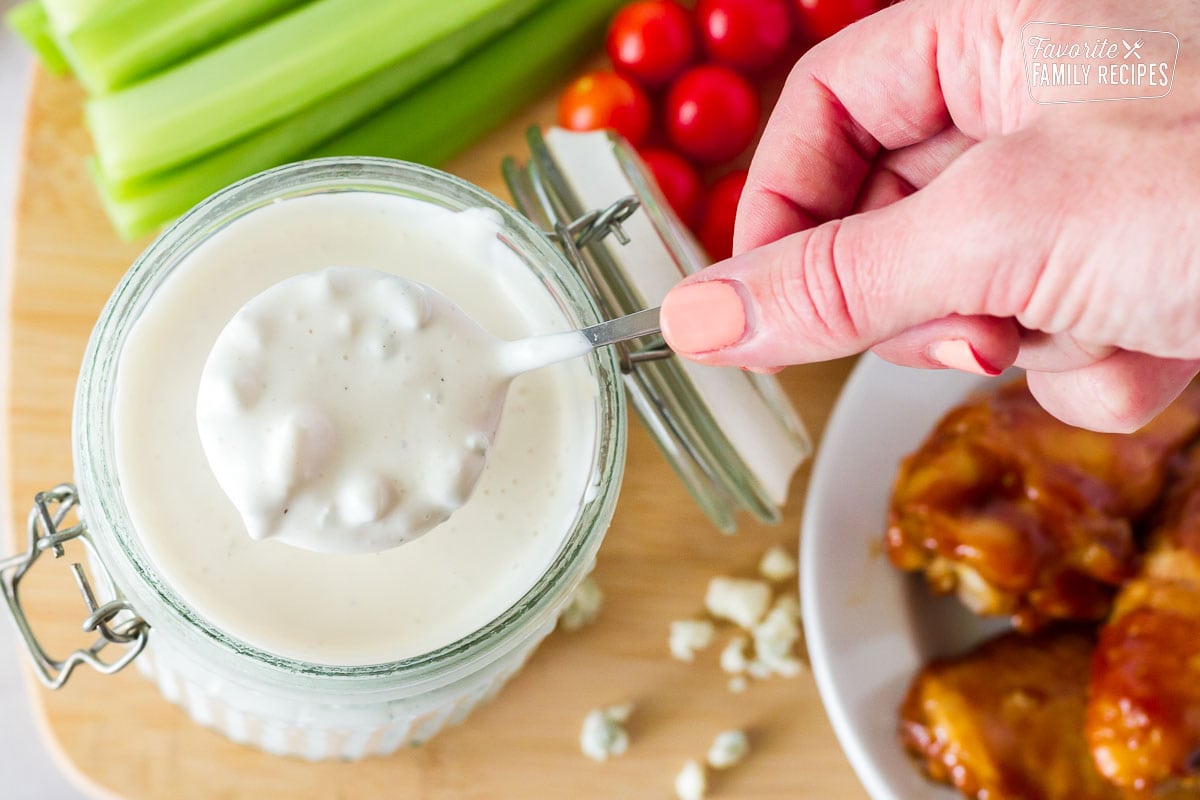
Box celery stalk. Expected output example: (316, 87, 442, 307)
(315, 0, 624, 165)
(87, 0, 550, 184)
(6, 1, 71, 75)
(89, 0, 550, 238)
(40, 0, 108, 32)
(38, 0, 114, 79)
(67, 0, 312, 93)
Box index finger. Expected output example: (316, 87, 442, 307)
(734, 0, 1014, 253)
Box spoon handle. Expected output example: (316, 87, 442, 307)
(579, 306, 662, 349)
(501, 307, 666, 376)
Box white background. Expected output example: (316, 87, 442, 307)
(1, 2, 89, 796)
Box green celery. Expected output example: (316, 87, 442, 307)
(38, 0, 114, 79)
(40, 0, 108, 32)
(6, 1, 71, 75)
(314, 0, 624, 165)
(86, 0, 550, 184)
(67, 0, 312, 93)
(89, 0, 550, 239)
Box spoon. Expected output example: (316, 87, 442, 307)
(498, 305, 661, 373)
(196, 267, 663, 555)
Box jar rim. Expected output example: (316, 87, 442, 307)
(72, 157, 626, 686)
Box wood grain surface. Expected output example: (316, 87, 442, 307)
(7, 66, 867, 800)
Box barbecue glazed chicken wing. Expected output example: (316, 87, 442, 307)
(900, 627, 1124, 800)
(887, 379, 1200, 631)
(1087, 444, 1200, 794)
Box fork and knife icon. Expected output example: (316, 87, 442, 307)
(1122, 38, 1145, 60)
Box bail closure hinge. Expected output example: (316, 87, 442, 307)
(551, 196, 673, 373)
(0, 484, 149, 689)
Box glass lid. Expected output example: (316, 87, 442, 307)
(503, 127, 812, 532)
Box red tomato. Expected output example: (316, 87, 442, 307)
(695, 0, 792, 73)
(697, 169, 748, 261)
(640, 148, 704, 227)
(558, 71, 654, 147)
(606, 1, 696, 89)
(793, 0, 882, 42)
(664, 65, 760, 164)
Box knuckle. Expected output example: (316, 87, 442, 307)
(771, 220, 863, 347)
(1092, 387, 1156, 434)
(1037, 375, 1156, 435)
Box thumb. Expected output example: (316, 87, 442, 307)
(661, 138, 1045, 368)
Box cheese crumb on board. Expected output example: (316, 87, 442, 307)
(706, 729, 749, 769)
(580, 703, 633, 762)
(560, 576, 603, 632)
(669, 619, 716, 662)
(772, 592, 799, 616)
(752, 604, 803, 678)
(674, 758, 708, 800)
(704, 577, 771, 630)
(758, 545, 797, 583)
(719, 635, 749, 674)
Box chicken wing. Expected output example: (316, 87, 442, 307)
(887, 379, 1200, 631)
(900, 627, 1123, 800)
(1087, 444, 1200, 793)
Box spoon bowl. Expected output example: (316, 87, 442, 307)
(197, 267, 662, 554)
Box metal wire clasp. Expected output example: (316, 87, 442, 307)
(0, 484, 149, 689)
(551, 197, 673, 373)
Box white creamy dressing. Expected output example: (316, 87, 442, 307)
(197, 266, 591, 554)
(113, 194, 599, 665)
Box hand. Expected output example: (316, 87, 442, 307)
(659, 0, 1200, 432)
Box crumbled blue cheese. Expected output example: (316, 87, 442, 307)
(704, 577, 771, 630)
(752, 601, 803, 678)
(674, 758, 708, 800)
(772, 592, 800, 619)
(746, 658, 774, 680)
(669, 619, 716, 662)
(706, 730, 750, 770)
(758, 545, 797, 583)
(560, 575, 603, 632)
(580, 703, 633, 762)
(718, 635, 749, 674)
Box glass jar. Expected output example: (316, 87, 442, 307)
(12, 157, 626, 760)
(2, 130, 809, 761)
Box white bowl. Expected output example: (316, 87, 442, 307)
(801, 355, 1011, 800)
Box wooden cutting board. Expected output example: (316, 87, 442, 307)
(7, 66, 867, 800)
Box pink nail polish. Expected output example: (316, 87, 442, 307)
(929, 339, 1002, 376)
(661, 281, 748, 355)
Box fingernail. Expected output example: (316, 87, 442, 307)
(928, 339, 1002, 376)
(661, 280, 748, 355)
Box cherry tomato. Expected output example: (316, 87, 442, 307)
(640, 148, 704, 227)
(793, 0, 882, 42)
(696, 0, 792, 73)
(558, 70, 654, 147)
(606, 1, 696, 89)
(664, 65, 760, 164)
(697, 169, 748, 261)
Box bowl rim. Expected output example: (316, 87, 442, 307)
(800, 355, 997, 800)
